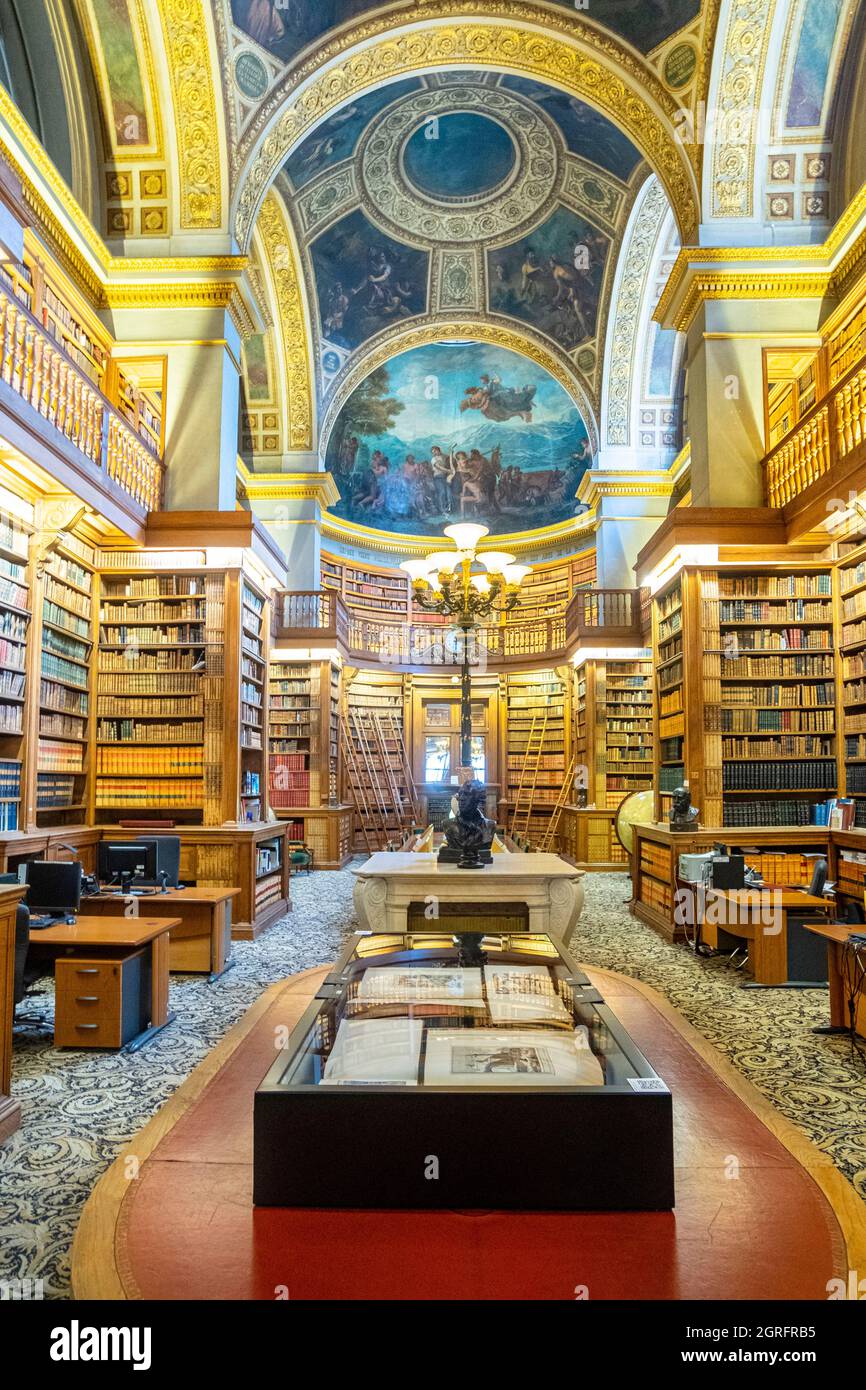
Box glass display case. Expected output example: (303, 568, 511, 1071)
(255, 930, 674, 1210)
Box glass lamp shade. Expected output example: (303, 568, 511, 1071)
(425, 550, 462, 573)
(477, 550, 515, 573)
(502, 563, 531, 586)
(443, 522, 489, 553)
(470, 574, 491, 594)
(400, 559, 435, 583)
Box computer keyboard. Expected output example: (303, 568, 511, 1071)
(30, 913, 76, 930)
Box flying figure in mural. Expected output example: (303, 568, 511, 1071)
(460, 374, 537, 423)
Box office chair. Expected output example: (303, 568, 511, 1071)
(806, 857, 829, 900)
(2, 872, 51, 1031)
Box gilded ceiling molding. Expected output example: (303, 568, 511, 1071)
(156, 0, 223, 229)
(319, 508, 599, 559)
(237, 464, 341, 507)
(104, 282, 239, 309)
(605, 178, 670, 448)
(709, 0, 777, 219)
(666, 271, 832, 333)
(256, 192, 314, 452)
(232, 8, 699, 248)
(318, 317, 600, 456)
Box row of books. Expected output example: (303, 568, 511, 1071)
(37, 738, 84, 773)
(102, 576, 205, 598)
(95, 780, 203, 808)
(720, 653, 834, 678)
(44, 576, 90, 618)
(841, 621, 866, 646)
(96, 719, 203, 743)
(41, 678, 87, 715)
(44, 600, 89, 638)
(0, 758, 21, 799)
(96, 747, 203, 774)
(722, 760, 836, 790)
(41, 652, 88, 689)
(0, 612, 27, 642)
(36, 775, 77, 809)
(44, 555, 91, 593)
(718, 707, 834, 732)
(43, 627, 89, 662)
(40, 712, 86, 739)
(722, 737, 834, 758)
(719, 600, 830, 622)
(0, 638, 25, 670)
(721, 682, 834, 706)
(99, 624, 205, 645)
(99, 651, 200, 672)
(0, 515, 28, 559)
(721, 628, 831, 650)
(100, 602, 204, 622)
(0, 576, 28, 610)
(0, 801, 18, 831)
(96, 672, 200, 696)
(717, 574, 831, 597)
(723, 800, 817, 826)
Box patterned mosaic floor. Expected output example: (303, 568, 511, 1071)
(1, 867, 864, 1299)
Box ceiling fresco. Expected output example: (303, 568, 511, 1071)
(275, 71, 646, 415)
(324, 341, 593, 537)
(228, 0, 704, 64)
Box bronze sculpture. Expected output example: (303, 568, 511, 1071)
(438, 778, 495, 869)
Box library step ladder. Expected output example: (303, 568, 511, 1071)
(510, 710, 549, 843)
(538, 754, 576, 853)
(339, 724, 378, 854)
(349, 710, 404, 846)
(367, 713, 412, 838)
(381, 712, 422, 828)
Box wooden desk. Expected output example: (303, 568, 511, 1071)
(32, 916, 178, 1051)
(80, 888, 240, 978)
(699, 888, 832, 986)
(804, 920, 866, 1037)
(0, 883, 25, 1141)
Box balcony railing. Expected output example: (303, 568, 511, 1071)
(0, 283, 164, 513)
(273, 588, 645, 666)
(565, 587, 645, 645)
(762, 353, 866, 513)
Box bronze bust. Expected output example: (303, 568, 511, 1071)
(438, 778, 495, 869)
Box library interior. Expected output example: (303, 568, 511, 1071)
(0, 0, 866, 1311)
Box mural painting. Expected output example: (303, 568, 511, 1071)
(312, 210, 429, 351)
(785, 0, 844, 128)
(90, 0, 151, 146)
(231, 1, 702, 64)
(325, 342, 593, 537)
(501, 77, 644, 180)
(283, 79, 421, 189)
(488, 207, 610, 353)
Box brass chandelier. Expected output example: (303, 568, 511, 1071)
(400, 523, 529, 769)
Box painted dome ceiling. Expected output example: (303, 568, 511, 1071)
(273, 72, 649, 409)
(229, 1, 703, 63)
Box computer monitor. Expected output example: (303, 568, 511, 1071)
(97, 841, 158, 886)
(24, 861, 82, 914)
(139, 836, 180, 888)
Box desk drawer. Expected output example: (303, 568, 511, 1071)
(54, 951, 149, 1049)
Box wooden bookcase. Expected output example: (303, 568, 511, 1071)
(34, 532, 96, 827)
(344, 670, 409, 848)
(503, 668, 571, 849)
(573, 657, 652, 812)
(835, 538, 866, 827)
(239, 577, 268, 822)
(0, 502, 33, 834)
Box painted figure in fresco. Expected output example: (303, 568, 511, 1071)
(460, 375, 536, 423)
(235, 0, 286, 47)
(430, 446, 455, 514)
(324, 281, 350, 339)
(548, 258, 591, 336)
(520, 249, 544, 304)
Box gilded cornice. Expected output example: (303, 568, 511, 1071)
(319, 508, 599, 558)
(577, 470, 675, 507)
(319, 318, 601, 455)
(256, 192, 314, 451)
(656, 182, 866, 330)
(660, 269, 833, 333)
(232, 6, 699, 247)
(156, 0, 222, 229)
(103, 281, 238, 310)
(238, 464, 340, 507)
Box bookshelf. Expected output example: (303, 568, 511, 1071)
(320, 549, 596, 626)
(0, 504, 32, 833)
(716, 567, 836, 827)
(652, 574, 686, 819)
(575, 657, 653, 811)
(36, 533, 95, 826)
(505, 669, 570, 846)
(267, 655, 351, 866)
(239, 577, 268, 823)
(96, 566, 208, 823)
(836, 540, 866, 827)
(344, 671, 408, 848)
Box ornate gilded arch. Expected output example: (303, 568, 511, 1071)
(318, 318, 601, 460)
(255, 191, 315, 451)
(231, 4, 701, 250)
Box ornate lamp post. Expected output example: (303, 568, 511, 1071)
(400, 523, 529, 775)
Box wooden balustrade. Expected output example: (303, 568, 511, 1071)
(566, 587, 644, 644)
(762, 353, 866, 511)
(0, 283, 164, 513)
(273, 589, 642, 666)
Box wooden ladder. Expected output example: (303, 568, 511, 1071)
(510, 710, 548, 842)
(350, 710, 400, 845)
(340, 724, 377, 853)
(538, 754, 576, 853)
(368, 713, 410, 837)
(382, 711, 422, 827)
